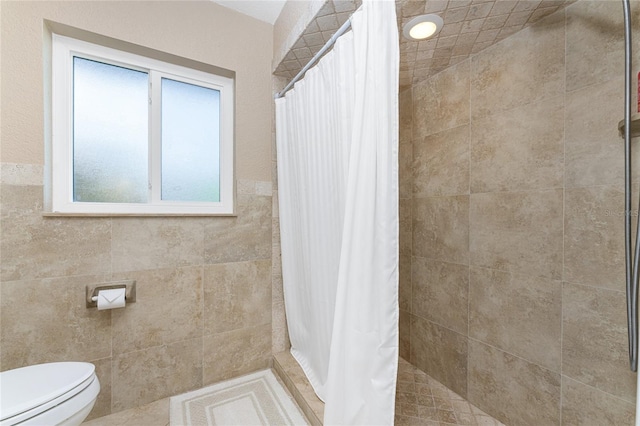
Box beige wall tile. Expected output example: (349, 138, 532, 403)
(565, 0, 640, 92)
(111, 266, 203, 355)
(0, 185, 111, 282)
(410, 314, 468, 396)
(470, 95, 564, 193)
(412, 60, 470, 139)
(562, 283, 635, 402)
(399, 88, 413, 145)
(467, 339, 561, 426)
(112, 338, 203, 412)
(412, 257, 469, 335)
(271, 299, 289, 353)
(399, 309, 411, 361)
(203, 259, 271, 335)
(413, 195, 469, 264)
(470, 10, 564, 120)
(86, 357, 112, 421)
(562, 375, 635, 426)
(203, 324, 271, 385)
(469, 189, 563, 280)
(0, 275, 111, 370)
(204, 194, 272, 264)
(399, 254, 412, 313)
(400, 198, 412, 257)
(399, 142, 413, 200)
(111, 218, 204, 273)
(469, 267, 561, 372)
(413, 124, 470, 197)
(564, 186, 625, 291)
(565, 78, 631, 189)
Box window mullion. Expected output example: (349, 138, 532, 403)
(149, 70, 162, 203)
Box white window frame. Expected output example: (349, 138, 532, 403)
(51, 34, 235, 215)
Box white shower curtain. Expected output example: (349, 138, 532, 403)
(275, 0, 399, 424)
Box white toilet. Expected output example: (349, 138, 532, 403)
(0, 362, 100, 426)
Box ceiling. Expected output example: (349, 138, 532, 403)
(211, 0, 286, 24)
(273, 0, 575, 90)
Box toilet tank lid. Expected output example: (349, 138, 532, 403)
(0, 362, 95, 421)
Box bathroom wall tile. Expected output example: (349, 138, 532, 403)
(203, 324, 271, 385)
(203, 259, 271, 335)
(562, 283, 635, 402)
(272, 189, 280, 218)
(399, 88, 413, 145)
(470, 10, 564, 120)
(469, 267, 561, 372)
(469, 189, 563, 280)
(564, 186, 625, 291)
(565, 78, 629, 189)
(111, 266, 203, 355)
(467, 339, 561, 426)
(565, 0, 640, 93)
(0, 274, 111, 370)
(0, 184, 111, 282)
(412, 257, 469, 335)
(561, 375, 635, 426)
(470, 95, 564, 193)
(399, 142, 413, 200)
(0, 162, 43, 186)
(399, 254, 412, 313)
(204, 194, 272, 264)
(410, 314, 467, 397)
(111, 217, 204, 273)
(112, 337, 203, 412)
(272, 299, 289, 353)
(412, 59, 470, 139)
(399, 309, 411, 361)
(400, 198, 412, 257)
(413, 195, 469, 264)
(86, 357, 112, 421)
(413, 124, 470, 198)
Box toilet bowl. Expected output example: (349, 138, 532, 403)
(0, 362, 100, 426)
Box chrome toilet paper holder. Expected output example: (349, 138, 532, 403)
(86, 280, 136, 308)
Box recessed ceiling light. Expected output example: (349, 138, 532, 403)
(403, 14, 444, 41)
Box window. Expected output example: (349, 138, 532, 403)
(51, 34, 234, 215)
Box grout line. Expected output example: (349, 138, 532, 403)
(467, 336, 561, 376)
(560, 7, 568, 421)
(561, 373, 637, 406)
(467, 54, 472, 403)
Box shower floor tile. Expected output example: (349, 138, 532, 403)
(395, 358, 505, 426)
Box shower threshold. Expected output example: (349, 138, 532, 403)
(273, 352, 504, 426)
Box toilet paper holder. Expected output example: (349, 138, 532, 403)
(86, 280, 136, 308)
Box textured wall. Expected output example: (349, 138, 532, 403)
(272, 0, 325, 73)
(0, 0, 273, 420)
(404, 1, 640, 424)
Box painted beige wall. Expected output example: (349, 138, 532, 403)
(1, 0, 273, 182)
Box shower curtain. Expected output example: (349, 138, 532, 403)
(274, 0, 399, 424)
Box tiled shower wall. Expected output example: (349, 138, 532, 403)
(401, 1, 640, 424)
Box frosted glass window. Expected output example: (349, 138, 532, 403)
(73, 57, 148, 203)
(52, 34, 234, 215)
(161, 78, 220, 202)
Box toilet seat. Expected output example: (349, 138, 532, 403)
(0, 362, 98, 425)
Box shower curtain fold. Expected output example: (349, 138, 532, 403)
(275, 0, 399, 424)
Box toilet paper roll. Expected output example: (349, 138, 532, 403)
(97, 288, 126, 310)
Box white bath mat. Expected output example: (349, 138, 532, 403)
(170, 370, 309, 426)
